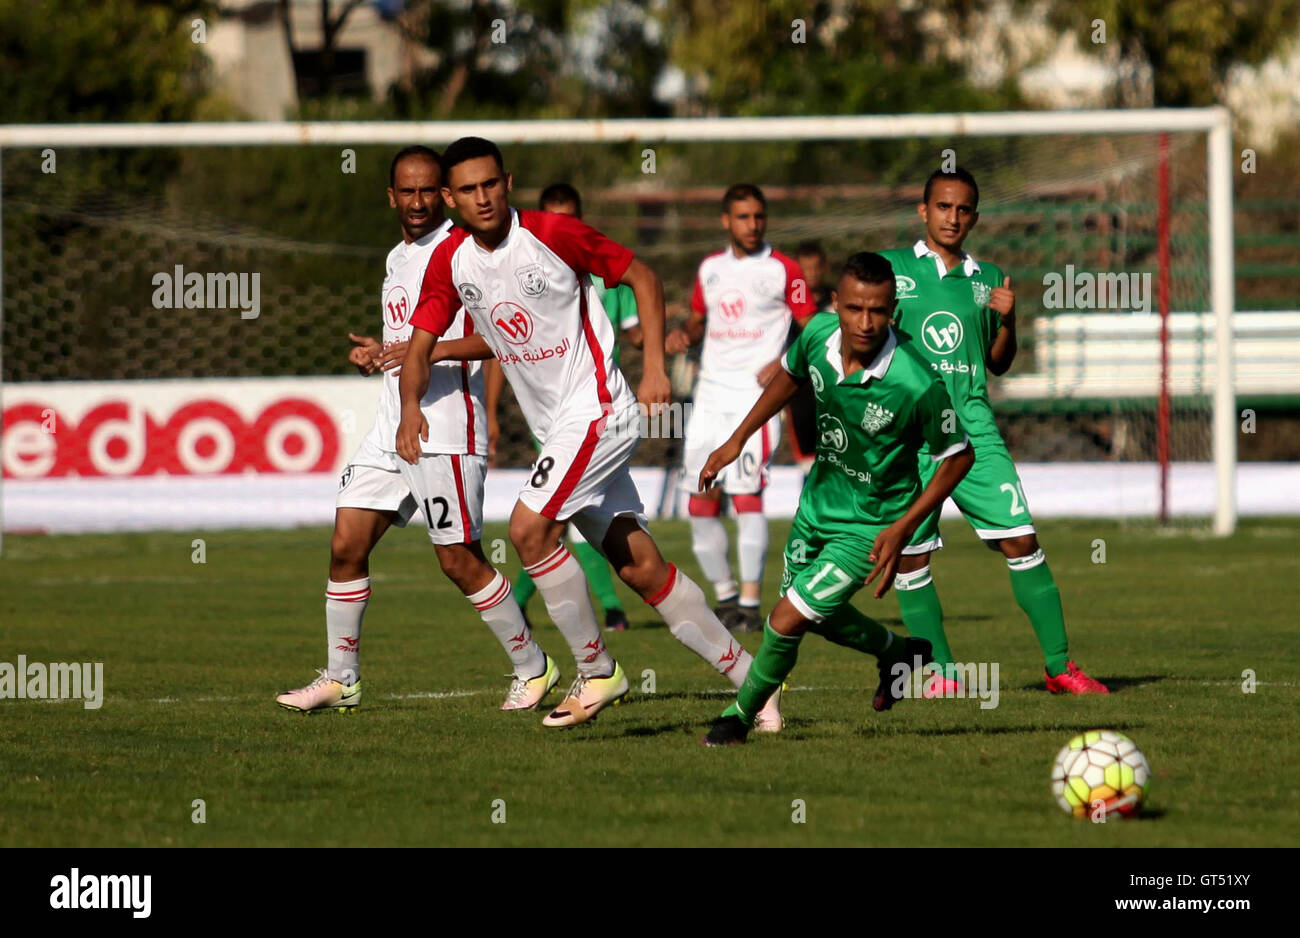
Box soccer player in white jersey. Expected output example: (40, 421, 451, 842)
(666, 185, 818, 632)
(398, 137, 782, 730)
(277, 146, 561, 715)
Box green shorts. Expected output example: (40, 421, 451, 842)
(782, 511, 932, 622)
(911, 435, 1036, 547)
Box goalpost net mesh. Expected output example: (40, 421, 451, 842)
(1, 131, 1213, 520)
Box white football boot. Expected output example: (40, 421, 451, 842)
(541, 661, 628, 727)
(753, 683, 784, 733)
(501, 654, 561, 711)
(276, 669, 361, 713)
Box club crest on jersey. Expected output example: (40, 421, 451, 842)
(895, 275, 917, 299)
(860, 401, 896, 435)
(809, 367, 825, 396)
(515, 264, 548, 298)
(971, 281, 992, 307)
(817, 414, 849, 453)
(754, 277, 780, 299)
(458, 282, 485, 309)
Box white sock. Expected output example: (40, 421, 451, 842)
(689, 516, 737, 600)
(736, 511, 768, 593)
(467, 570, 547, 678)
(648, 565, 753, 688)
(525, 545, 613, 678)
(325, 577, 369, 684)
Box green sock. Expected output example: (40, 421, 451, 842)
(1008, 551, 1069, 677)
(812, 604, 902, 661)
(722, 621, 802, 726)
(894, 567, 959, 680)
(513, 568, 536, 608)
(573, 540, 622, 613)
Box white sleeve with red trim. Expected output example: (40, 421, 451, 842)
(411, 236, 462, 337)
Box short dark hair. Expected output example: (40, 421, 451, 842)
(839, 252, 896, 296)
(722, 183, 766, 212)
(796, 240, 826, 261)
(389, 145, 441, 187)
(440, 137, 504, 182)
(922, 166, 979, 207)
(539, 182, 582, 217)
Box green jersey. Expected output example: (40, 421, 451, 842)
(782, 312, 968, 531)
(592, 275, 638, 367)
(880, 241, 1005, 443)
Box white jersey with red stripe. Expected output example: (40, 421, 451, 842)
(366, 219, 486, 457)
(690, 243, 816, 411)
(411, 208, 637, 446)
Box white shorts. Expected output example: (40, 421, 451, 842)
(337, 436, 484, 546)
(682, 407, 781, 496)
(516, 406, 648, 549)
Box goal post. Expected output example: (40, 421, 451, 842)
(0, 108, 1238, 538)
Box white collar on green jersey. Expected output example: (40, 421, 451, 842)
(824, 325, 898, 384)
(912, 239, 981, 279)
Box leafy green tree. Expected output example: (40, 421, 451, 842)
(1040, 0, 1300, 106)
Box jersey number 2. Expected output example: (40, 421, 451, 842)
(1000, 482, 1028, 517)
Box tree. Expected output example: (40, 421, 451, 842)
(1040, 0, 1300, 106)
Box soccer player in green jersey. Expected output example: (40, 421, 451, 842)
(699, 252, 976, 746)
(879, 167, 1108, 695)
(486, 183, 644, 632)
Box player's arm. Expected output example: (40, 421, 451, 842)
(865, 386, 975, 597)
(698, 367, 802, 491)
(618, 257, 670, 410)
(665, 310, 705, 354)
(483, 357, 505, 467)
(865, 445, 973, 596)
(430, 333, 495, 362)
(987, 275, 1017, 376)
(396, 328, 435, 465)
(347, 333, 382, 375)
(666, 270, 708, 354)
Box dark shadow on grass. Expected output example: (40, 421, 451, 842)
(1137, 807, 1166, 820)
(1015, 674, 1166, 692)
(853, 720, 1148, 739)
(879, 615, 994, 628)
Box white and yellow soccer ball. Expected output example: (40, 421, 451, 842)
(1050, 729, 1151, 819)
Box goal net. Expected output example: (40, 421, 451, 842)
(0, 112, 1236, 536)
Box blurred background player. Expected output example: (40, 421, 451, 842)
(666, 184, 817, 632)
(399, 137, 781, 730)
(487, 183, 643, 632)
(881, 166, 1108, 696)
(785, 240, 834, 474)
(277, 146, 559, 715)
(699, 252, 974, 746)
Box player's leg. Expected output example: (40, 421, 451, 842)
(510, 425, 627, 725)
(892, 480, 962, 695)
(704, 528, 927, 746)
(408, 453, 559, 710)
(727, 412, 781, 632)
(683, 408, 739, 624)
(957, 442, 1108, 694)
(277, 454, 403, 713)
(567, 524, 628, 631)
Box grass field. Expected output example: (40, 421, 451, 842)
(2, 518, 1298, 847)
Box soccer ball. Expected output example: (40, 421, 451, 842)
(1050, 729, 1151, 819)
